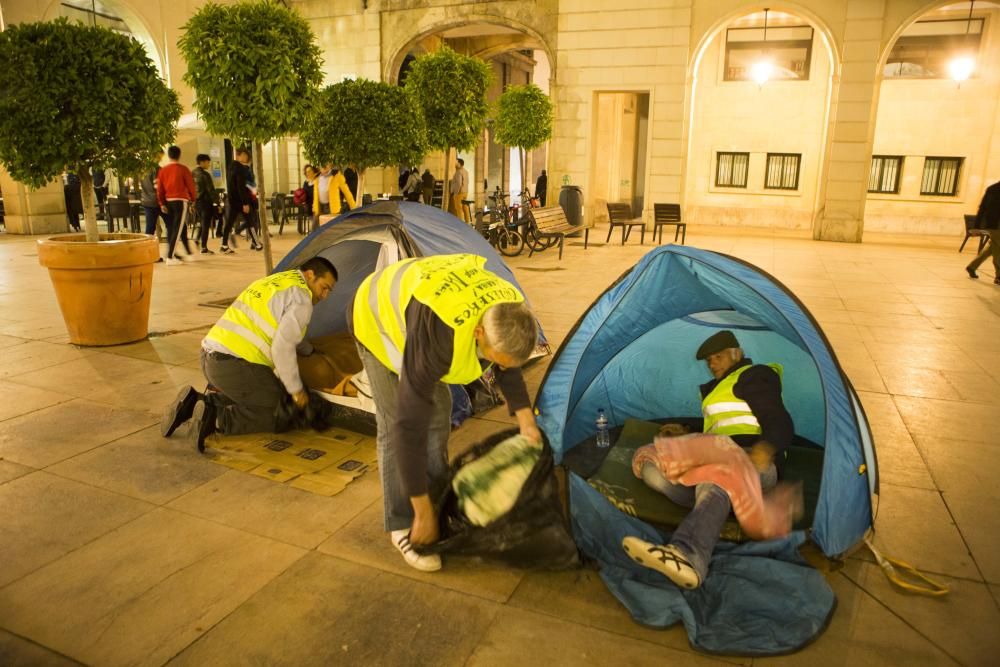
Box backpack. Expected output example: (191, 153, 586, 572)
(293, 187, 307, 206)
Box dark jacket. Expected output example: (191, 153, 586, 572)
(344, 167, 359, 200)
(192, 166, 216, 205)
(535, 173, 547, 197)
(699, 358, 794, 460)
(975, 181, 1000, 230)
(226, 161, 253, 207)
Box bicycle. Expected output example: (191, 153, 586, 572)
(482, 188, 524, 257)
(515, 188, 561, 255)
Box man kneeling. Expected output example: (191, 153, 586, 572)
(623, 330, 793, 589)
(161, 257, 338, 450)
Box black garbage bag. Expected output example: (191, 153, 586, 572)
(420, 427, 580, 570)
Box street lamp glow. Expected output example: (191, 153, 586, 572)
(751, 60, 773, 85)
(948, 56, 975, 82)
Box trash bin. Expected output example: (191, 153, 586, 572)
(559, 185, 584, 236)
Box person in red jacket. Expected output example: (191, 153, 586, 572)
(156, 145, 197, 265)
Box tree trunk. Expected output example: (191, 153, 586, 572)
(357, 168, 366, 207)
(520, 147, 527, 200)
(441, 147, 452, 212)
(79, 169, 99, 242)
(254, 143, 274, 274)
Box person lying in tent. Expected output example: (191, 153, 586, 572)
(160, 256, 339, 451)
(622, 329, 794, 589)
(351, 253, 542, 572)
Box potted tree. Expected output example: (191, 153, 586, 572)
(404, 46, 492, 211)
(0, 19, 181, 346)
(179, 0, 323, 273)
(300, 78, 428, 203)
(493, 83, 554, 200)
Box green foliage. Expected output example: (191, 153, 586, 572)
(301, 78, 427, 172)
(179, 0, 323, 144)
(0, 19, 181, 189)
(493, 84, 553, 151)
(404, 46, 492, 152)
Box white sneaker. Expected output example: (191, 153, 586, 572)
(390, 529, 441, 572)
(622, 536, 702, 589)
(164, 257, 183, 266)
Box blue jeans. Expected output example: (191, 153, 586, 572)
(641, 460, 778, 581)
(357, 344, 452, 532)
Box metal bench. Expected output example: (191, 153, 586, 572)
(527, 205, 593, 260)
(606, 202, 646, 245)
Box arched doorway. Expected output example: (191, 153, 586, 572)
(683, 7, 839, 231)
(385, 17, 555, 209)
(866, 1, 1000, 236)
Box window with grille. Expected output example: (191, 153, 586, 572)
(764, 153, 801, 190)
(715, 152, 749, 188)
(920, 157, 962, 196)
(868, 156, 903, 194)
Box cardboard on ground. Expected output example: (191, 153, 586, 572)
(205, 427, 377, 496)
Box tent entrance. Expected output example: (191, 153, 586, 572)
(563, 418, 826, 541)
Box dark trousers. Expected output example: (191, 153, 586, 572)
(223, 204, 259, 248)
(143, 205, 166, 237)
(164, 200, 192, 258)
(201, 350, 289, 435)
(197, 200, 215, 250)
(968, 238, 1000, 275)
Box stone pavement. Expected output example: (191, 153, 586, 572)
(0, 223, 998, 666)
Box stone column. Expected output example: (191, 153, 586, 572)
(0, 168, 69, 235)
(813, 1, 886, 242)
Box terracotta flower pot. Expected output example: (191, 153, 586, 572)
(37, 233, 160, 346)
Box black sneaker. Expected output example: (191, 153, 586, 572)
(966, 267, 979, 279)
(201, 248, 215, 255)
(161, 385, 201, 437)
(188, 400, 218, 453)
(220, 246, 235, 255)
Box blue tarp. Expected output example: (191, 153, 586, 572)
(535, 245, 876, 655)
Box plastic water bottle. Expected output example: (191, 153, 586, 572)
(596, 409, 610, 448)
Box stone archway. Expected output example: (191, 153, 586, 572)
(681, 4, 841, 233)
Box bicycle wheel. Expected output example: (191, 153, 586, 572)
(497, 229, 524, 257)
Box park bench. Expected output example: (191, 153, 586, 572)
(527, 205, 593, 260)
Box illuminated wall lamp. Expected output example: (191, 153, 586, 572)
(751, 8, 773, 86)
(949, 1, 976, 83)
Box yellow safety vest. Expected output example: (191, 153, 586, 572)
(701, 363, 783, 437)
(204, 270, 311, 367)
(353, 254, 525, 384)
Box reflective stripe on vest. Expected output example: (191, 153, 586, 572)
(352, 254, 525, 384)
(204, 270, 310, 367)
(701, 363, 783, 437)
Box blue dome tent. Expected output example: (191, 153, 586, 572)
(535, 245, 879, 655)
(275, 201, 546, 424)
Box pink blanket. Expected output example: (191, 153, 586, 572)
(631, 433, 802, 540)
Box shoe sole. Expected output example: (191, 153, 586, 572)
(392, 536, 442, 572)
(622, 536, 700, 589)
(161, 386, 199, 437)
(188, 401, 217, 453)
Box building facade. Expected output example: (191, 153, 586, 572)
(2, 0, 998, 242)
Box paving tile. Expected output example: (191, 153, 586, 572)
(0, 399, 157, 468)
(103, 332, 205, 367)
(0, 459, 35, 485)
(939, 369, 1000, 405)
(8, 353, 205, 413)
(838, 357, 887, 393)
(0, 507, 304, 667)
(893, 395, 997, 445)
(0, 380, 74, 423)
(168, 551, 499, 667)
(0, 628, 82, 667)
(508, 567, 697, 654)
(168, 467, 383, 550)
(316, 502, 526, 603)
(839, 560, 1000, 667)
(858, 391, 936, 489)
(865, 483, 979, 580)
(874, 363, 961, 400)
(0, 340, 98, 378)
(467, 606, 731, 666)
(0, 334, 29, 350)
(48, 426, 227, 505)
(0, 471, 153, 588)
